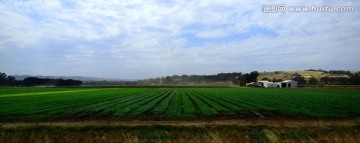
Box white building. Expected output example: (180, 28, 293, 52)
(275, 80, 298, 88)
(251, 80, 298, 88)
(256, 81, 277, 88)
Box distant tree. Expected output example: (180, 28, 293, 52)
(320, 76, 349, 85)
(291, 73, 306, 85)
(308, 76, 318, 85)
(232, 72, 242, 85)
(349, 72, 360, 85)
(242, 73, 250, 83)
(24, 77, 42, 86)
(249, 71, 259, 82)
(0, 72, 7, 86)
(6, 76, 16, 86)
(329, 70, 352, 76)
(55, 79, 82, 86)
(23, 77, 82, 86)
(320, 77, 329, 85)
(241, 71, 259, 84)
(164, 76, 172, 84)
(0, 72, 19, 86)
(238, 74, 246, 86)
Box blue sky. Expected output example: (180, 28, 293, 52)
(0, 0, 359, 79)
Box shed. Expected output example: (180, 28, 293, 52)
(275, 80, 298, 88)
(256, 81, 278, 88)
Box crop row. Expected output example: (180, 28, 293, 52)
(0, 87, 359, 121)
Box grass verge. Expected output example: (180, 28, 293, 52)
(0, 123, 359, 143)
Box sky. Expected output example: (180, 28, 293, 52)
(0, 0, 359, 79)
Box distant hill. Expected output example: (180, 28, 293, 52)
(12, 75, 133, 82)
(257, 70, 354, 80)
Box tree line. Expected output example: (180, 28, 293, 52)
(305, 69, 353, 75)
(138, 71, 259, 86)
(85, 71, 360, 86)
(140, 71, 360, 86)
(2, 71, 359, 87)
(0, 72, 82, 87)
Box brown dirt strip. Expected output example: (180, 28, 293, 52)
(1, 118, 359, 128)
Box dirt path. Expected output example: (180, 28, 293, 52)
(1, 118, 359, 128)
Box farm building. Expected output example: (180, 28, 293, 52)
(249, 80, 298, 88)
(276, 80, 298, 88)
(256, 81, 278, 88)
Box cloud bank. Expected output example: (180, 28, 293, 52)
(0, 0, 359, 79)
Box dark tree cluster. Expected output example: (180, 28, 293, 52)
(83, 81, 137, 86)
(23, 77, 82, 87)
(244, 71, 259, 83)
(348, 72, 360, 85)
(55, 79, 83, 86)
(308, 76, 318, 85)
(320, 77, 349, 85)
(0, 72, 16, 86)
(138, 71, 259, 86)
(148, 73, 244, 85)
(305, 69, 327, 72)
(0, 72, 82, 87)
(291, 73, 306, 85)
(319, 72, 360, 85)
(291, 72, 360, 86)
(23, 77, 56, 86)
(327, 70, 352, 76)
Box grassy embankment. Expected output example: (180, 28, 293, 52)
(1, 123, 359, 143)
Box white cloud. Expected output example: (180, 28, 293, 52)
(0, 4, 42, 48)
(195, 29, 227, 39)
(0, 0, 359, 78)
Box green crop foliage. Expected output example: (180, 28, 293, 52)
(0, 87, 359, 121)
(163, 89, 183, 118)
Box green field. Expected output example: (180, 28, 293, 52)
(0, 87, 359, 121)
